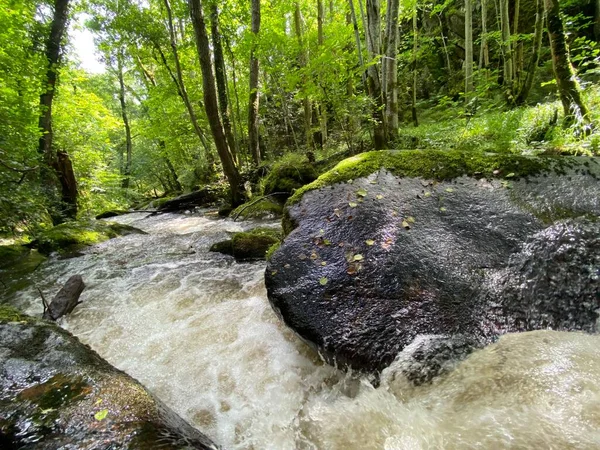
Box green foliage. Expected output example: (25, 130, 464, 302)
(262, 154, 318, 196)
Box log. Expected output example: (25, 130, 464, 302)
(42, 275, 85, 321)
(157, 188, 219, 212)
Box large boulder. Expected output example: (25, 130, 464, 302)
(0, 306, 219, 449)
(210, 228, 281, 261)
(265, 150, 600, 382)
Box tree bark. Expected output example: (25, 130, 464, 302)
(294, 2, 315, 162)
(544, 0, 591, 128)
(465, 0, 474, 102)
(500, 0, 513, 92)
(317, 0, 328, 144)
(412, 9, 419, 127)
(38, 0, 77, 222)
(161, 0, 213, 161)
(210, 3, 238, 164)
(248, 0, 261, 166)
(384, 0, 400, 138)
(479, 0, 489, 68)
(348, 0, 367, 88)
(365, 0, 386, 149)
(117, 49, 132, 189)
(188, 0, 242, 205)
(515, 0, 544, 105)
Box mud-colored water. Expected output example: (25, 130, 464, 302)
(6, 212, 600, 449)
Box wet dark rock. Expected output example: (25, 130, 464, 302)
(157, 188, 220, 213)
(95, 209, 129, 220)
(0, 306, 220, 449)
(211, 228, 281, 261)
(42, 274, 85, 321)
(265, 150, 600, 382)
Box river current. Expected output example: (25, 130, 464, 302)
(6, 211, 600, 449)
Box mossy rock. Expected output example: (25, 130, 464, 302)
(263, 160, 318, 198)
(30, 221, 146, 255)
(0, 244, 30, 269)
(0, 306, 218, 449)
(210, 227, 281, 261)
(95, 209, 129, 220)
(287, 149, 582, 206)
(231, 197, 284, 220)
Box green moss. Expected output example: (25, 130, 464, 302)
(263, 159, 318, 197)
(0, 305, 31, 323)
(0, 244, 30, 269)
(31, 221, 145, 255)
(231, 197, 284, 219)
(210, 227, 281, 260)
(265, 242, 281, 261)
(288, 149, 571, 205)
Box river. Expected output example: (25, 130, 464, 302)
(6, 211, 600, 449)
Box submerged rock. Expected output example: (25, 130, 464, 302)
(211, 228, 281, 261)
(29, 220, 146, 256)
(265, 149, 600, 381)
(0, 306, 219, 449)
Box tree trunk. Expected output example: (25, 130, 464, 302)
(465, 0, 474, 102)
(248, 0, 261, 166)
(515, 0, 544, 105)
(500, 0, 513, 92)
(294, 2, 315, 162)
(348, 0, 367, 88)
(38, 0, 76, 223)
(188, 0, 242, 205)
(513, 0, 523, 83)
(161, 0, 213, 162)
(117, 49, 132, 189)
(544, 0, 591, 128)
(412, 9, 419, 127)
(210, 3, 238, 164)
(384, 0, 399, 139)
(317, 0, 328, 145)
(365, 0, 386, 149)
(479, 0, 489, 68)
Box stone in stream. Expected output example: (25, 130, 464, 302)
(210, 227, 281, 261)
(0, 306, 220, 449)
(265, 149, 600, 383)
(42, 274, 85, 321)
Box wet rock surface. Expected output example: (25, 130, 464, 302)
(265, 150, 600, 381)
(0, 307, 219, 449)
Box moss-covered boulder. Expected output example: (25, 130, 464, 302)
(263, 159, 318, 198)
(0, 244, 30, 269)
(0, 306, 219, 449)
(230, 197, 284, 220)
(0, 245, 46, 297)
(95, 209, 129, 219)
(266, 149, 600, 382)
(30, 220, 146, 255)
(210, 227, 281, 261)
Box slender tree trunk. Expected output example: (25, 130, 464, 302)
(348, 0, 367, 88)
(438, 14, 452, 75)
(188, 0, 242, 204)
(544, 0, 591, 128)
(161, 0, 213, 162)
(365, 0, 386, 148)
(465, 0, 474, 102)
(210, 3, 238, 164)
(479, 0, 489, 68)
(248, 0, 261, 166)
(117, 49, 132, 189)
(38, 0, 77, 222)
(384, 0, 399, 139)
(317, 0, 328, 145)
(294, 2, 315, 162)
(412, 9, 419, 127)
(515, 0, 544, 105)
(224, 37, 244, 160)
(500, 0, 513, 91)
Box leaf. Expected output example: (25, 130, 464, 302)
(440, 207, 447, 212)
(333, 208, 341, 217)
(319, 277, 328, 285)
(349, 202, 358, 208)
(376, 194, 384, 200)
(402, 220, 411, 229)
(95, 409, 109, 421)
(356, 188, 368, 197)
(353, 254, 363, 261)
(365, 239, 375, 246)
(321, 261, 327, 266)
(424, 191, 431, 197)
(445, 188, 454, 193)
(505, 172, 515, 178)
(323, 239, 331, 246)
(407, 216, 415, 223)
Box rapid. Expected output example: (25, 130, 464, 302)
(5, 211, 600, 450)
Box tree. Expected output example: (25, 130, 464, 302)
(365, 0, 386, 148)
(248, 0, 261, 165)
(116, 47, 132, 188)
(464, 0, 473, 103)
(188, 0, 242, 204)
(544, 0, 591, 129)
(383, 0, 400, 138)
(38, 0, 78, 222)
(515, 0, 544, 105)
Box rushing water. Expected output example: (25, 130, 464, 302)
(5, 211, 600, 449)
